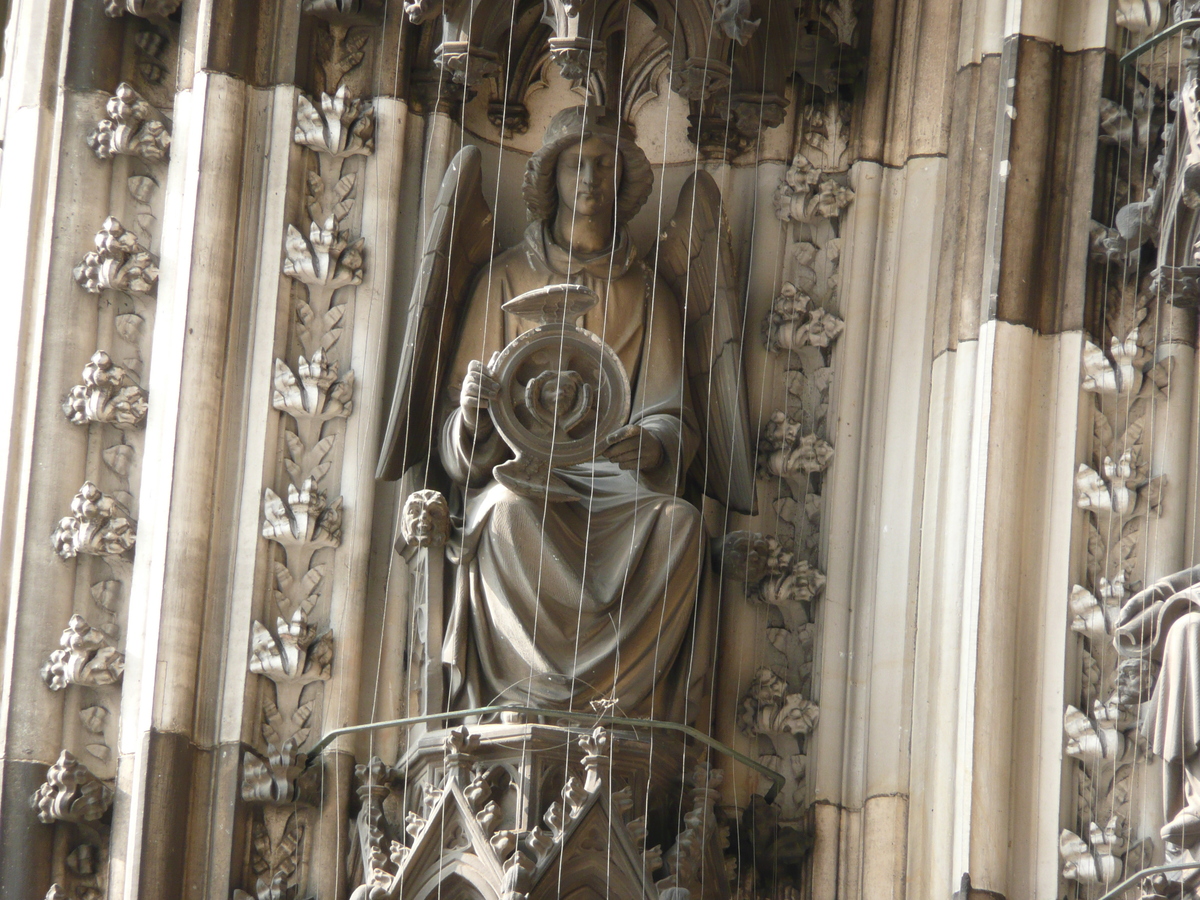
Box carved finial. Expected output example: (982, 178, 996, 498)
(72, 216, 159, 296)
(579, 725, 610, 793)
(40, 615, 125, 691)
(32, 750, 113, 823)
(501, 848, 536, 900)
(63, 351, 149, 428)
(443, 724, 479, 784)
(401, 490, 450, 549)
(87, 83, 170, 161)
(52, 482, 136, 559)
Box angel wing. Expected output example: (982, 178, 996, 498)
(655, 171, 757, 515)
(376, 145, 497, 480)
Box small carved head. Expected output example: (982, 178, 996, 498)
(525, 369, 593, 433)
(523, 106, 653, 226)
(400, 490, 450, 548)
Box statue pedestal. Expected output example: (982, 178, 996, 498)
(350, 723, 732, 900)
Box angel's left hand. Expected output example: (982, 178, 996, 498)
(602, 425, 664, 471)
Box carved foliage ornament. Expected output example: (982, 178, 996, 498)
(739, 667, 820, 737)
(52, 482, 136, 560)
(63, 351, 148, 428)
(283, 219, 364, 288)
(238, 79, 373, 900)
(73, 216, 159, 296)
(32, 751, 113, 824)
(763, 282, 845, 354)
(87, 83, 171, 162)
(40, 615, 125, 691)
(294, 86, 375, 158)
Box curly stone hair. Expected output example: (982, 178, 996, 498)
(522, 105, 654, 224)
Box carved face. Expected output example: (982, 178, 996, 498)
(400, 490, 449, 548)
(555, 136, 622, 220)
(539, 371, 580, 415)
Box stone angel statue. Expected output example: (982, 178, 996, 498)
(1117, 564, 1200, 864)
(377, 105, 755, 725)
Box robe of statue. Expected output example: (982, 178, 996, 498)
(437, 221, 715, 725)
(1120, 563, 1200, 852)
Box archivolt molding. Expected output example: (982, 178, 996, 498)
(717, 92, 851, 841)
(31, 26, 173, 899)
(236, 27, 376, 898)
(1057, 5, 1200, 891)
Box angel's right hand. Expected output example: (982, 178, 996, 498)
(460, 360, 500, 432)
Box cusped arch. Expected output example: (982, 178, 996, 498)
(410, 865, 501, 900)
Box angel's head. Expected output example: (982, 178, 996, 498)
(523, 106, 653, 227)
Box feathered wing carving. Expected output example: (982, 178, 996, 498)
(377, 145, 497, 480)
(655, 171, 757, 515)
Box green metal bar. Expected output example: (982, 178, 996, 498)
(1120, 18, 1200, 68)
(1096, 861, 1200, 900)
(306, 704, 786, 804)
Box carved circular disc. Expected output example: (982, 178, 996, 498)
(488, 323, 630, 467)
